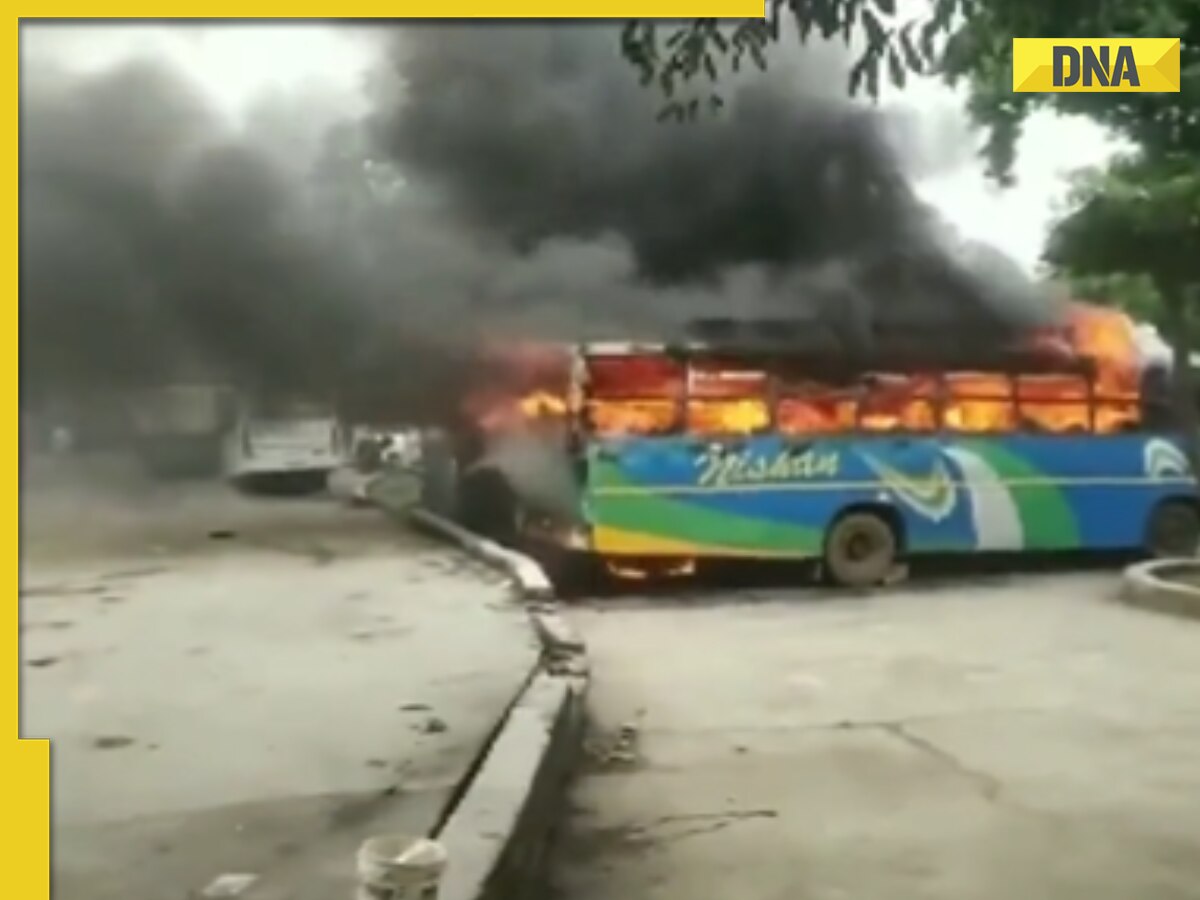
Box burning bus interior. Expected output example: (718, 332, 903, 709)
(460, 302, 1154, 442)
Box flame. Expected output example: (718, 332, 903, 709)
(519, 391, 568, 418)
(587, 399, 677, 435)
(463, 302, 1145, 441)
(606, 559, 696, 580)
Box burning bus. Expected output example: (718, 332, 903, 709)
(427, 304, 1198, 587)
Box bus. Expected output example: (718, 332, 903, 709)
(438, 313, 1199, 587)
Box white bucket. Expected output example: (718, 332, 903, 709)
(355, 835, 447, 900)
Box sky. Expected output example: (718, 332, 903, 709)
(20, 21, 1119, 272)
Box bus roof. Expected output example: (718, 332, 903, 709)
(575, 340, 1094, 377)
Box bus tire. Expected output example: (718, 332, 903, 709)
(1145, 499, 1200, 558)
(824, 511, 898, 588)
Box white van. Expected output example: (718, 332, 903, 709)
(224, 397, 347, 493)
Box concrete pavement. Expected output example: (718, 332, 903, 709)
(22, 462, 539, 900)
(552, 572, 1200, 900)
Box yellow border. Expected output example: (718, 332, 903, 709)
(12, 16, 52, 900)
(21, 2, 764, 15)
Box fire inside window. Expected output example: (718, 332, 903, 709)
(461, 305, 1148, 440)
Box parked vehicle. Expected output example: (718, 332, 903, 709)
(127, 383, 234, 478)
(224, 396, 346, 494)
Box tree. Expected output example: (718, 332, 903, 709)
(1044, 151, 1200, 469)
(621, 2, 1200, 182)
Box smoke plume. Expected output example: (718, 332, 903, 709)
(21, 24, 1062, 426)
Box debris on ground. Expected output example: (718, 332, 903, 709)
(27, 655, 60, 668)
(418, 716, 448, 734)
(91, 735, 135, 750)
(585, 720, 641, 768)
(398, 702, 431, 712)
(199, 872, 258, 897)
(207, 529, 237, 541)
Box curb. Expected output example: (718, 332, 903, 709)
(408, 507, 555, 601)
(1121, 559, 1200, 621)
(433, 671, 587, 900)
(399, 507, 588, 900)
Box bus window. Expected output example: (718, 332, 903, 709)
(586, 399, 678, 435)
(687, 398, 770, 435)
(943, 373, 1015, 433)
(587, 355, 684, 398)
(776, 380, 857, 435)
(1094, 394, 1141, 433)
(1016, 375, 1089, 433)
(859, 374, 936, 432)
(685, 360, 771, 435)
(584, 354, 683, 436)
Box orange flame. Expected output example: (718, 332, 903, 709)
(462, 302, 1145, 440)
(606, 559, 696, 580)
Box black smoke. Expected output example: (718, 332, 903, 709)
(21, 24, 1062, 427)
(373, 25, 1061, 357)
(21, 56, 367, 401)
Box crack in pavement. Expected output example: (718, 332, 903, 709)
(874, 721, 1003, 802)
(601, 809, 779, 850)
(633, 705, 1061, 737)
(602, 715, 1014, 806)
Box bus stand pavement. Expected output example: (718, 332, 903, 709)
(551, 571, 1200, 900)
(21, 464, 542, 900)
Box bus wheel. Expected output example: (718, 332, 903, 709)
(1145, 500, 1200, 558)
(824, 511, 898, 588)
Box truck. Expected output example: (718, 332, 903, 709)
(125, 383, 235, 479)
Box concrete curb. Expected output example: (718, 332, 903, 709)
(1121, 559, 1200, 621)
(399, 509, 589, 900)
(408, 507, 554, 601)
(433, 671, 587, 900)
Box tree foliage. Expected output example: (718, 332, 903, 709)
(1047, 153, 1200, 293)
(621, 0, 1200, 182)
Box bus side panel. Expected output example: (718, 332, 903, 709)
(955, 433, 1196, 551)
(582, 432, 1196, 559)
(583, 434, 978, 558)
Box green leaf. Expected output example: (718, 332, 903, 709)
(749, 41, 768, 70)
(919, 19, 938, 62)
(861, 8, 887, 49)
(665, 27, 688, 49)
(931, 0, 957, 28)
(898, 22, 923, 71)
(848, 55, 869, 96)
(873, 0, 896, 14)
(887, 46, 906, 87)
(866, 57, 881, 98)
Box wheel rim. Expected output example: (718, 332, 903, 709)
(847, 532, 875, 561)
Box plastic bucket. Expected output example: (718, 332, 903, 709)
(356, 835, 447, 900)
